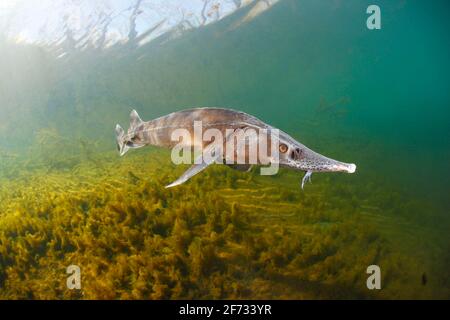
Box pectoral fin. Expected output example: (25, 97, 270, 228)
(165, 162, 210, 188)
(165, 142, 222, 188)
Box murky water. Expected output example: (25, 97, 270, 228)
(0, 0, 449, 299)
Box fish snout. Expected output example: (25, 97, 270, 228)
(347, 163, 357, 173)
(294, 147, 357, 174)
(333, 162, 356, 173)
(293, 150, 357, 173)
(319, 160, 356, 173)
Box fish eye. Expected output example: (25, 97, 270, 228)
(279, 143, 288, 153)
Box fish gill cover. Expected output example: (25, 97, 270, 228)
(0, 0, 449, 299)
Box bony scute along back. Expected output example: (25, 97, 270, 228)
(115, 108, 357, 189)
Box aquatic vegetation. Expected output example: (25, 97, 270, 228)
(0, 146, 446, 300)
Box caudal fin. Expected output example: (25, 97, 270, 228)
(115, 124, 129, 156)
(129, 109, 143, 132)
(115, 109, 144, 156)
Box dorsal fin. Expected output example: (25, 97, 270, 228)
(129, 109, 143, 130)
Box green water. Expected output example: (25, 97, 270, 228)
(0, 0, 449, 299)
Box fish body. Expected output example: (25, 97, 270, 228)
(118, 107, 268, 151)
(115, 107, 356, 188)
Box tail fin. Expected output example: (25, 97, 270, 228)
(115, 124, 128, 156)
(116, 110, 144, 156)
(129, 109, 143, 132)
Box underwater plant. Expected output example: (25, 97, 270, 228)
(0, 146, 446, 300)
